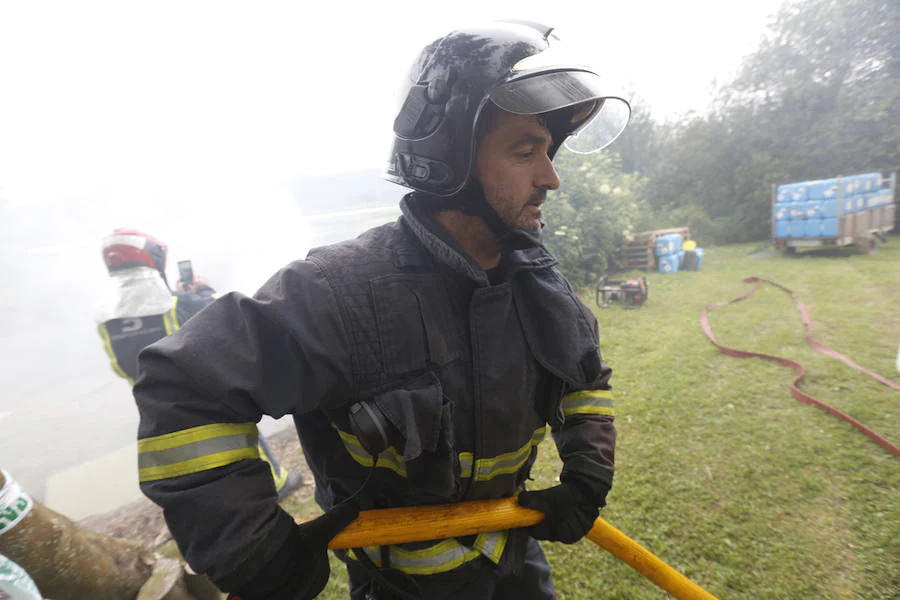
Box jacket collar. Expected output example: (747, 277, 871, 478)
(93, 266, 173, 322)
(398, 193, 557, 284)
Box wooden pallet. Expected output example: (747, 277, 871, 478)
(616, 228, 691, 271)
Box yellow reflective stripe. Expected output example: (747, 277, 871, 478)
(333, 426, 407, 477)
(96, 323, 134, 386)
(459, 427, 546, 482)
(562, 389, 615, 417)
(336, 424, 545, 483)
(138, 422, 258, 453)
(348, 530, 509, 574)
(351, 541, 482, 576)
(259, 444, 289, 490)
(564, 389, 613, 401)
(139, 447, 259, 482)
(170, 296, 181, 331)
(473, 530, 508, 564)
(138, 423, 260, 482)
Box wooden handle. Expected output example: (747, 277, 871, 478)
(314, 498, 720, 600)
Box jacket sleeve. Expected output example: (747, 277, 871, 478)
(133, 259, 353, 588)
(552, 299, 617, 507)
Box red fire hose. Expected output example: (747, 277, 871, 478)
(701, 277, 899, 458)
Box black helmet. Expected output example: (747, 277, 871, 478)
(384, 20, 631, 197)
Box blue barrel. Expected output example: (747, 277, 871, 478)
(788, 204, 807, 220)
(804, 218, 824, 237)
(775, 220, 790, 238)
(776, 185, 792, 203)
(821, 199, 837, 218)
(822, 218, 838, 237)
(658, 254, 680, 274)
(860, 172, 882, 192)
(806, 180, 824, 201)
(789, 221, 806, 237)
(854, 195, 866, 212)
(790, 183, 809, 203)
(875, 190, 892, 205)
(841, 196, 856, 214)
(842, 175, 862, 196)
(693, 248, 704, 270)
(655, 233, 683, 256)
(821, 179, 839, 199)
(774, 204, 790, 221)
(805, 201, 824, 219)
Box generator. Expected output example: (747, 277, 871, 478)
(595, 275, 649, 309)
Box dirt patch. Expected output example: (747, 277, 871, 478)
(78, 427, 313, 550)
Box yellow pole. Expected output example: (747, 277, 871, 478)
(323, 497, 719, 600)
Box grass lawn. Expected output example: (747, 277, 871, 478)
(288, 235, 899, 599)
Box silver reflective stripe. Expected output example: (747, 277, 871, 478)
(138, 431, 259, 470)
(355, 540, 481, 575)
(460, 455, 473, 478)
(473, 531, 508, 564)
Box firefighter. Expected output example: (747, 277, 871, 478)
(134, 20, 630, 600)
(95, 228, 304, 501)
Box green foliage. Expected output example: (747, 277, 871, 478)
(542, 150, 650, 289)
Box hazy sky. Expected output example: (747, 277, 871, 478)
(0, 0, 787, 210)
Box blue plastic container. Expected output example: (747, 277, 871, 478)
(790, 184, 809, 203)
(788, 221, 806, 237)
(776, 185, 791, 203)
(655, 233, 683, 257)
(788, 205, 807, 220)
(821, 179, 839, 199)
(822, 218, 837, 237)
(841, 196, 856, 214)
(842, 175, 862, 196)
(860, 172, 882, 193)
(774, 204, 790, 221)
(805, 201, 824, 219)
(806, 180, 824, 201)
(658, 254, 680, 274)
(693, 248, 704, 270)
(821, 199, 837, 218)
(775, 220, 790, 238)
(804, 218, 824, 237)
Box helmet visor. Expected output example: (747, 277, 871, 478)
(488, 70, 631, 154)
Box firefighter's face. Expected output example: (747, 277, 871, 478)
(474, 109, 561, 231)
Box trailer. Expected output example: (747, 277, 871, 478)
(772, 170, 896, 253)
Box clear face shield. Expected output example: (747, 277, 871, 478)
(487, 32, 631, 154)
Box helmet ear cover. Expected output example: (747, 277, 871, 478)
(393, 84, 444, 139)
(393, 66, 456, 140)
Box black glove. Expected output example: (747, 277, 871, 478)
(227, 501, 359, 600)
(518, 481, 599, 544)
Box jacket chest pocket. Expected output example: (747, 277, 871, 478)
(374, 371, 459, 501)
(372, 275, 464, 376)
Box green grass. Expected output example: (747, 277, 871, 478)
(295, 236, 900, 599)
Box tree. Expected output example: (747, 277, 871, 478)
(543, 150, 649, 289)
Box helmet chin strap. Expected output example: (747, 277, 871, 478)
(457, 180, 545, 251)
